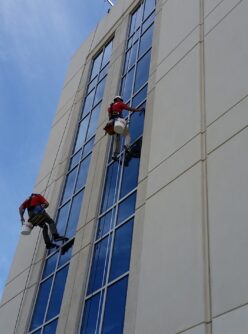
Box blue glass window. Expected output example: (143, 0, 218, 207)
(46, 265, 69, 321)
(66, 190, 84, 238)
(120, 157, 140, 198)
(42, 253, 58, 279)
(117, 192, 136, 225)
(101, 277, 128, 334)
(86, 104, 101, 140)
(82, 90, 95, 118)
(75, 155, 91, 192)
(132, 85, 147, 107)
(101, 163, 119, 213)
(109, 220, 134, 281)
(74, 115, 90, 152)
(87, 236, 112, 295)
(58, 240, 74, 268)
(56, 202, 70, 236)
(102, 41, 113, 68)
(94, 78, 106, 106)
(97, 208, 116, 239)
(134, 50, 151, 92)
(43, 320, 58, 334)
(129, 107, 145, 142)
(30, 278, 52, 331)
(90, 53, 103, 80)
(121, 67, 135, 102)
(144, 0, 156, 19)
(80, 293, 103, 334)
(142, 11, 155, 32)
(61, 168, 77, 203)
(70, 149, 82, 170)
(83, 137, 95, 158)
(139, 24, 154, 57)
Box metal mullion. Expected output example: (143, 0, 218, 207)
(85, 284, 105, 301)
(106, 271, 129, 289)
(41, 250, 61, 327)
(40, 315, 59, 333)
(116, 214, 135, 230)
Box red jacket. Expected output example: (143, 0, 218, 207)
(20, 194, 48, 209)
(108, 101, 129, 119)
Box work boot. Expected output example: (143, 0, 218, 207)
(112, 153, 119, 162)
(53, 233, 69, 242)
(46, 242, 58, 250)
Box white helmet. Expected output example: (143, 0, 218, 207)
(114, 95, 123, 102)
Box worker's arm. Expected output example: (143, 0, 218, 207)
(126, 106, 144, 112)
(19, 205, 25, 224)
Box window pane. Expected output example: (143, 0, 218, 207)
(32, 329, 42, 334)
(144, 0, 156, 20)
(46, 265, 69, 321)
(58, 240, 74, 268)
(134, 50, 151, 92)
(109, 220, 134, 281)
(56, 202, 70, 236)
(99, 63, 109, 81)
(87, 77, 97, 94)
(117, 192, 136, 225)
(132, 85, 147, 107)
(102, 277, 128, 334)
(120, 157, 140, 198)
(80, 293, 103, 334)
(42, 252, 59, 279)
(75, 155, 91, 192)
(61, 168, 77, 203)
(83, 137, 95, 158)
(129, 42, 138, 69)
(29, 278, 53, 331)
(101, 163, 119, 213)
(142, 11, 155, 32)
(139, 24, 154, 57)
(94, 77, 106, 106)
(66, 190, 84, 238)
(97, 208, 116, 239)
(82, 90, 95, 118)
(69, 149, 82, 170)
(90, 52, 103, 80)
(43, 319, 58, 334)
(74, 115, 90, 152)
(86, 104, 101, 140)
(102, 41, 113, 68)
(121, 67, 135, 102)
(87, 235, 112, 295)
(129, 107, 145, 142)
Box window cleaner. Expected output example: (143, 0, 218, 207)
(104, 96, 144, 161)
(19, 193, 68, 249)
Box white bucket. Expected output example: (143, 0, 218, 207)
(114, 118, 126, 134)
(21, 222, 33, 235)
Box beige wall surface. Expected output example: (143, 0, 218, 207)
(1, 0, 248, 333)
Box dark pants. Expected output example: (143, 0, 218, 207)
(29, 211, 58, 245)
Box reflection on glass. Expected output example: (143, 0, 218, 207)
(90, 53, 103, 80)
(29, 278, 52, 331)
(69, 149, 81, 170)
(142, 11, 155, 33)
(144, 0, 156, 20)
(75, 155, 91, 192)
(97, 208, 116, 239)
(56, 202, 70, 236)
(87, 77, 98, 95)
(99, 64, 109, 81)
(42, 252, 59, 279)
(80, 293, 103, 334)
(46, 265, 69, 321)
(109, 220, 134, 281)
(66, 190, 84, 238)
(101, 277, 128, 334)
(134, 50, 151, 92)
(121, 67, 135, 102)
(81, 90, 95, 118)
(117, 192, 136, 225)
(87, 236, 112, 295)
(129, 108, 145, 143)
(86, 104, 101, 140)
(74, 115, 90, 152)
(83, 137, 95, 158)
(121, 157, 140, 198)
(139, 24, 154, 57)
(43, 319, 58, 334)
(94, 78, 106, 106)
(61, 168, 77, 203)
(132, 85, 147, 107)
(101, 163, 119, 213)
(102, 41, 113, 68)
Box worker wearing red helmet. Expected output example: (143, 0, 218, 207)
(108, 96, 144, 161)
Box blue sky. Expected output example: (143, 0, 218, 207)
(0, 0, 115, 300)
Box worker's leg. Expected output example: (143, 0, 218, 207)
(42, 224, 52, 245)
(112, 134, 120, 161)
(123, 127, 131, 150)
(43, 211, 68, 242)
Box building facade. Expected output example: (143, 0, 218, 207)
(1, 0, 248, 333)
